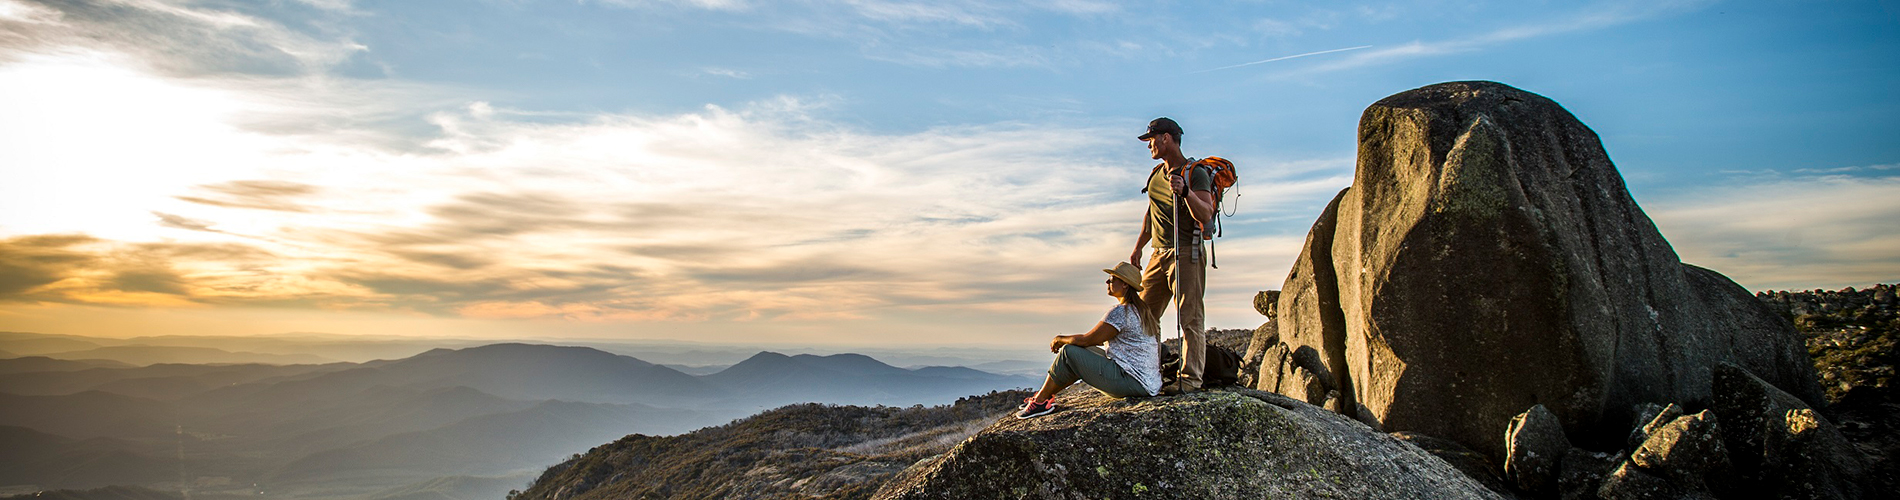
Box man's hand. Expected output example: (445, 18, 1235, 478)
(1170, 173, 1186, 195)
(1129, 250, 1143, 270)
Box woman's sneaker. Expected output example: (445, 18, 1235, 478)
(1016, 398, 1057, 419)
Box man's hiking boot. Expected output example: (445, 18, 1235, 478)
(1160, 380, 1199, 396)
(1016, 398, 1057, 419)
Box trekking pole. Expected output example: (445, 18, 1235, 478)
(1171, 171, 1187, 379)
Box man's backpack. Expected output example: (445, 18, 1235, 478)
(1181, 157, 1238, 267)
(1182, 157, 1237, 240)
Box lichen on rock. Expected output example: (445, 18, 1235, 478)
(873, 388, 1502, 500)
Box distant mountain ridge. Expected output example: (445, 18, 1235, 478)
(702, 351, 1037, 409)
(35, 345, 336, 366)
(0, 357, 134, 375)
(0, 331, 478, 364)
(0, 340, 1036, 499)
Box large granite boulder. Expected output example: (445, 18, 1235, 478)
(1253, 81, 1824, 460)
(1268, 188, 1356, 415)
(872, 389, 1503, 500)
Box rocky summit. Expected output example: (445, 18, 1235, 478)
(1253, 81, 1823, 460)
(515, 81, 1885, 500)
(872, 388, 1501, 500)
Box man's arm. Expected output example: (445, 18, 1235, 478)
(1185, 189, 1215, 226)
(1170, 168, 1216, 227)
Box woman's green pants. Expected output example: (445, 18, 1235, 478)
(1048, 344, 1150, 398)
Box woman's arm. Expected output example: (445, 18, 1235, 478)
(1052, 321, 1121, 352)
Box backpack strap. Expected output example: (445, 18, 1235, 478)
(1139, 163, 1166, 194)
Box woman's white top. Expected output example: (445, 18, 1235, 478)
(1102, 304, 1163, 396)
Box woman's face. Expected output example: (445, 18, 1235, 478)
(1106, 277, 1129, 298)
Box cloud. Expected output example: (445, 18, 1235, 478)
(595, 0, 1092, 69)
(1044, 0, 1116, 15)
(175, 180, 321, 212)
(696, 67, 750, 79)
(151, 211, 220, 232)
(1792, 163, 1898, 176)
(1194, 45, 1373, 73)
(1251, 18, 1303, 39)
(598, 0, 749, 12)
(861, 45, 1051, 69)
(1, 79, 1184, 330)
(1276, 0, 1714, 76)
(0, 234, 288, 306)
(0, 0, 366, 77)
(0, 234, 100, 298)
(1647, 175, 1900, 291)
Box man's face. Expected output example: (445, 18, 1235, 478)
(1145, 133, 1173, 160)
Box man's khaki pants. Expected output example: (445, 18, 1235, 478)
(1141, 245, 1205, 388)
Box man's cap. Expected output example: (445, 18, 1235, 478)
(1104, 262, 1143, 291)
(1138, 117, 1183, 141)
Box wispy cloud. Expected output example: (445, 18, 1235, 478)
(1194, 45, 1374, 73)
(598, 0, 750, 12)
(176, 180, 322, 212)
(0, 0, 366, 77)
(861, 45, 1051, 69)
(151, 212, 221, 233)
(1648, 173, 1900, 291)
(1281, 0, 1714, 76)
(0, 63, 1168, 331)
(595, 0, 1096, 69)
(696, 67, 751, 79)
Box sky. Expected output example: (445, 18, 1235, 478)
(1, 0, 1896, 349)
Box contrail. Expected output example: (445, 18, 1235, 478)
(1193, 45, 1374, 73)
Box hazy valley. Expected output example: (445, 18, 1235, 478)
(0, 331, 1040, 500)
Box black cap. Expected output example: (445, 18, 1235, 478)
(1138, 117, 1183, 141)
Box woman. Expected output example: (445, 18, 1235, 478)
(1017, 262, 1163, 419)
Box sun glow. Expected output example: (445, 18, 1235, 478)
(0, 52, 279, 241)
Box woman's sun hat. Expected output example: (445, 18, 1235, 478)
(1103, 262, 1143, 291)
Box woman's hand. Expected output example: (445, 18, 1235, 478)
(1049, 335, 1075, 353)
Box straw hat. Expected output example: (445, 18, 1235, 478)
(1103, 262, 1143, 291)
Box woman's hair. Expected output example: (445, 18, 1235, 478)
(1118, 288, 1162, 338)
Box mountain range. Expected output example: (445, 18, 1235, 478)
(0, 334, 1038, 499)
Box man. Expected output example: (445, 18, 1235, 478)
(1129, 117, 1214, 395)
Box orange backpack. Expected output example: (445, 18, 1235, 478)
(1182, 156, 1237, 241)
(1145, 156, 1241, 263)
(1177, 156, 1238, 268)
